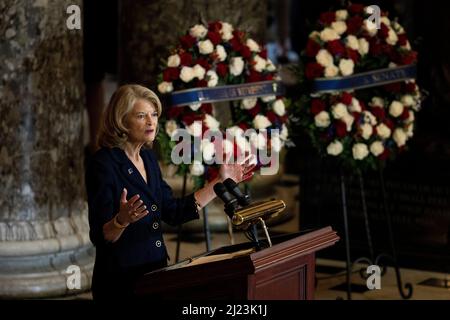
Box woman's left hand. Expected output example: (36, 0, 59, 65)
(219, 153, 257, 183)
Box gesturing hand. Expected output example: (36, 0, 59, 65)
(116, 188, 149, 226)
(219, 153, 257, 183)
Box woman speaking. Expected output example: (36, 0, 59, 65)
(85, 84, 254, 300)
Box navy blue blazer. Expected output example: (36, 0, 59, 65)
(85, 147, 199, 275)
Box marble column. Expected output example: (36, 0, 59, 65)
(0, 0, 93, 298)
(118, 0, 267, 89)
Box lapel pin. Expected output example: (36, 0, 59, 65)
(128, 168, 133, 174)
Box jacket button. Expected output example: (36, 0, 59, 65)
(151, 204, 158, 212)
(152, 222, 159, 230)
(155, 240, 162, 248)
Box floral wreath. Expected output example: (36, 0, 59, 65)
(293, 2, 422, 171)
(156, 20, 290, 189)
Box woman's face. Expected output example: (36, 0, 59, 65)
(125, 99, 159, 144)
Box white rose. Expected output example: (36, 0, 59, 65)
(201, 139, 216, 162)
(157, 81, 173, 94)
(266, 58, 276, 72)
(320, 28, 340, 42)
(189, 102, 202, 111)
(348, 97, 362, 112)
(204, 114, 220, 131)
(246, 38, 260, 52)
(364, 20, 378, 36)
(370, 141, 384, 156)
(336, 9, 348, 21)
(309, 31, 320, 39)
(389, 101, 404, 118)
(370, 96, 385, 108)
(190, 161, 205, 176)
(215, 45, 227, 61)
(331, 103, 348, 119)
(327, 140, 343, 156)
(226, 126, 244, 138)
(250, 132, 267, 150)
(167, 54, 180, 67)
(314, 111, 331, 128)
(405, 110, 415, 124)
(186, 121, 202, 137)
(388, 62, 398, 68)
(206, 70, 218, 87)
(253, 114, 272, 130)
(198, 39, 214, 55)
(331, 21, 347, 35)
(241, 97, 257, 110)
(273, 99, 286, 116)
(325, 64, 339, 78)
(339, 59, 354, 76)
(392, 21, 405, 34)
(376, 123, 392, 139)
(406, 124, 414, 138)
(360, 123, 373, 140)
(393, 128, 407, 147)
(345, 35, 359, 51)
(362, 111, 377, 126)
(316, 49, 334, 68)
(324, 64, 341, 78)
(352, 143, 369, 160)
(280, 124, 289, 140)
(358, 38, 369, 55)
(386, 28, 398, 45)
(253, 55, 267, 72)
(189, 24, 208, 38)
(342, 113, 354, 131)
(220, 22, 234, 41)
(401, 95, 415, 107)
(165, 120, 178, 138)
(380, 16, 391, 27)
(180, 66, 195, 83)
(261, 95, 276, 103)
(229, 57, 244, 76)
(193, 64, 206, 80)
(270, 136, 283, 152)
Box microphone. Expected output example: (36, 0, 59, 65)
(231, 199, 286, 230)
(223, 178, 251, 207)
(213, 182, 238, 218)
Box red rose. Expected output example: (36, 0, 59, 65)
(383, 82, 402, 93)
(346, 16, 363, 34)
(195, 57, 210, 70)
(180, 34, 196, 49)
(326, 40, 345, 56)
(306, 39, 321, 57)
(230, 37, 242, 52)
(340, 92, 353, 105)
(266, 111, 278, 124)
(264, 74, 274, 81)
(305, 62, 324, 80)
(163, 67, 180, 81)
(346, 48, 360, 63)
(247, 70, 263, 83)
(379, 148, 390, 160)
(359, 100, 367, 111)
(319, 11, 336, 25)
(216, 63, 228, 77)
(238, 122, 249, 131)
(379, 23, 389, 39)
(384, 119, 394, 130)
(259, 49, 268, 59)
(398, 33, 408, 46)
(179, 52, 193, 66)
(182, 113, 196, 126)
(240, 45, 252, 59)
(196, 79, 208, 87)
(311, 99, 326, 115)
(208, 31, 222, 46)
(400, 109, 410, 121)
(167, 106, 183, 119)
(369, 40, 383, 56)
(349, 4, 364, 14)
(248, 103, 261, 117)
(208, 21, 222, 32)
(405, 82, 416, 93)
(352, 112, 361, 123)
(280, 115, 288, 123)
(232, 30, 245, 41)
(200, 103, 213, 114)
(335, 121, 347, 138)
(400, 51, 418, 65)
(371, 107, 386, 121)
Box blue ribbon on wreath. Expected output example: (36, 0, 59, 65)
(169, 81, 285, 107)
(312, 64, 417, 93)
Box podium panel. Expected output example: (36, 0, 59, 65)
(135, 226, 339, 300)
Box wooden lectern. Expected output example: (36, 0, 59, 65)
(135, 226, 339, 300)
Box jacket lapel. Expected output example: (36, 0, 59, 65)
(110, 147, 159, 204)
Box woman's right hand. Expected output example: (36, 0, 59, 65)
(116, 188, 149, 226)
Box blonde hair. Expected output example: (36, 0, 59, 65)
(97, 84, 162, 148)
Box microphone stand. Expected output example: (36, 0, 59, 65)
(244, 184, 261, 250)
